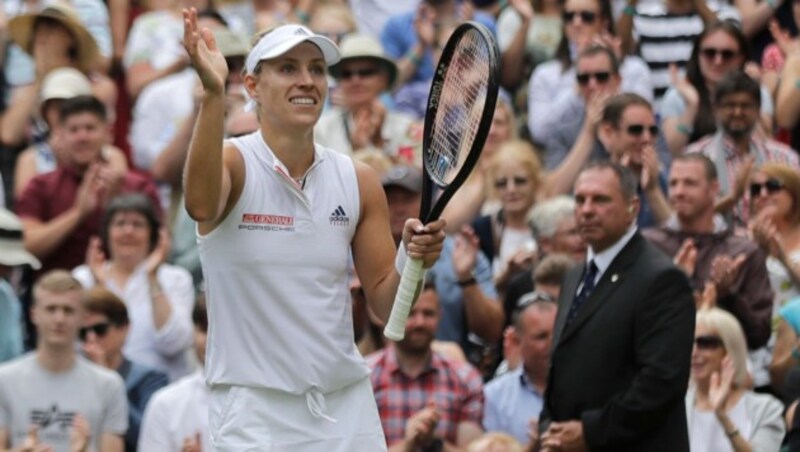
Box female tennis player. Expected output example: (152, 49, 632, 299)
(182, 8, 445, 450)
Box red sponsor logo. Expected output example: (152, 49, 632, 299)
(242, 213, 294, 226)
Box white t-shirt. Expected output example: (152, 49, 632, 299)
(138, 370, 209, 452)
(0, 354, 128, 452)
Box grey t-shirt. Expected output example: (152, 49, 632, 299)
(0, 353, 127, 452)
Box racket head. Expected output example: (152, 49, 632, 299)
(419, 21, 500, 222)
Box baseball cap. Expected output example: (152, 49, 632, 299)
(381, 165, 422, 193)
(245, 24, 340, 76)
(0, 208, 41, 269)
(40, 67, 92, 103)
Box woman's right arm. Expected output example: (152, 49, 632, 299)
(181, 8, 236, 226)
(776, 53, 800, 130)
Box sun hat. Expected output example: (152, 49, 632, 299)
(8, 0, 99, 73)
(0, 208, 41, 269)
(245, 24, 340, 76)
(40, 67, 92, 103)
(329, 33, 398, 88)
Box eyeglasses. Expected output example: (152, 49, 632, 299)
(625, 124, 659, 137)
(694, 335, 725, 350)
(339, 67, 380, 80)
(563, 10, 597, 23)
(700, 48, 739, 62)
(494, 176, 529, 189)
(718, 101, 757, 112)
(516, 291, 555, 310)
(79, 322, 110, 341)
(749, 178, 784, 197)
(576, 71, 611, 85)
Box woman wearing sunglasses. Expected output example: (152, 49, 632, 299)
(72, 194, 195, 381)
(746, 164, 800, 394)
(687, 307, 785, 452)
(661, 21, 774, 157)
(526, 0, 653, 145)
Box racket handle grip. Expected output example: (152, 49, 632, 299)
(384, 257, 426, 341)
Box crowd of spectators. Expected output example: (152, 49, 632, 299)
(1, 0, 800, 450)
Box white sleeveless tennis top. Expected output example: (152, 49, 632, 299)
(198, 131, 369, 394)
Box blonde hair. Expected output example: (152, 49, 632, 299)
(758, 163, 800, 224)
(696, 308, 749, 388)
(33, 270, 83, 304)
(466, 432, 524, 452)
(353, 149, 395, 176)
(487, 139, 543, 199)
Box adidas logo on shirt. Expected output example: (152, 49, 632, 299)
(329, 205, 350, 226)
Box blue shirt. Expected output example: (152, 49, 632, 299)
(0, 280, 23, 364)
(483, 366, 544, 444)
(430, 236, 498, 350)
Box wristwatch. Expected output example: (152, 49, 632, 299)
(457, 276, 477, 287)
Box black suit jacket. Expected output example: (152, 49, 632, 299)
(540, 232, 695, 452)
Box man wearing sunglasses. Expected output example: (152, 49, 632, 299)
(549, 92, 672, 228)
(0, 271, 128, 452)
(686, 70, 799, 227)
(643, 152, 774, 386)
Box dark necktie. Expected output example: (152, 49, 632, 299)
(566, 260, 598, 326)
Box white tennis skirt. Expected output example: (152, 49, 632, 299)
(209, 377, 387, 451)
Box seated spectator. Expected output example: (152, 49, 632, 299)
(368, 276, 485, 450)
(0, 270, 127, 451)
(1, 0, 116, 149)
(80, 286, 168, 452)
(505, 252, 578, 328)
(138, 297, 210, 452)
(0, 208, 41, 364)
(315, 34, 416, 158)
(644, 154, 774, 385)
(615, 0, 739, 106)
(687, 307, 784, 451)
(661, 22, 775, 157)
(548, 93, 671, 227)
(73, 194, 194, 381)
(687, 70, 799, 228)
(381, 165, 504, 365)
(526, 0, 653, 145)
(483, 297, 557, 447)
(13, 67, 128, 199)
(15, 95, 160, 275)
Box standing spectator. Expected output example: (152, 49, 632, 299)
(73, 194, 194, 381)
(0, 208, 40, 364)
(526, 0, 652, 146)
(15, 95, 161, 275)
(0, 271, 127, 452)
(368, 277, 485, 450)
(661, 22, 774, 157)
(138, 298, 211, 452)
(539, 162, 695, 451)
(483, 297, 557, 446)
(686, 70, 799, 227)
(80, 287, 169, 452)
(687, 308, 785, 451)
(644, 154, 775, 385)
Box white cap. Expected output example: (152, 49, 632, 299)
(245, 24, 340, 76)
(40, 67, 92, 103)
(0, 208, 41, 269)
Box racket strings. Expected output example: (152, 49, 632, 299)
(427, 30, 491, 186)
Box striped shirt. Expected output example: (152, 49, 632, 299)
(687, 132, 800, 226)
(367, 345, 484, 446)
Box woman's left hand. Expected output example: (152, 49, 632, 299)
(710, 356, 735, 415)
(145, 228, 171, 277)
(403, 218, 447, 269)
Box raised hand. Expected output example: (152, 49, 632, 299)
(18, 425, 54, 452)
(452, 225, 479, 281)
(183, 7, 228, 95)
(70, 414, 91, 452)
(85, 236, 108, 286)
(639, 144, 661, 191)
(145, 228, 171, 278)
(710, 356, 735, 415)
(674, 238, 698, 276)
(509, 0, 535, 21)
(415, 3, 437, 49)
(732, 156, 754, 200)
(404, 401, 440, 449)
(696, 281, 717, 310)
(749, 208, 781, 256)
(75, 164, 102, 219)
(669, 64, 699, 108)
(709, 253, 746, 296)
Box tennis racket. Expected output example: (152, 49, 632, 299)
(384, 21, 500, 341)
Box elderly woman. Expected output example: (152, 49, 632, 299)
(73, 194, 195, 381)
(314, 33, 417, 159)
(687, 308, 785, 451)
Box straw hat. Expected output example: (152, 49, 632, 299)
(329, 34, 398, 88)
(8, 0, 99, 73)
(0, 208, 41, 269)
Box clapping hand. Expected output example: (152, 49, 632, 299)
(452, 225, 479, 282)
(709, 356, 735, 415)
(674, 238, 698, 276)
(709, 253, 746, 296)
(70, 414, 90, 452)
(669, 64, 699, 108)
(182, 432, 203, 452)
(18, 425, 53, 452)
(85, 236, 108, 286)
(404, 401, 440, 449)
(145, 229, 171, 278)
